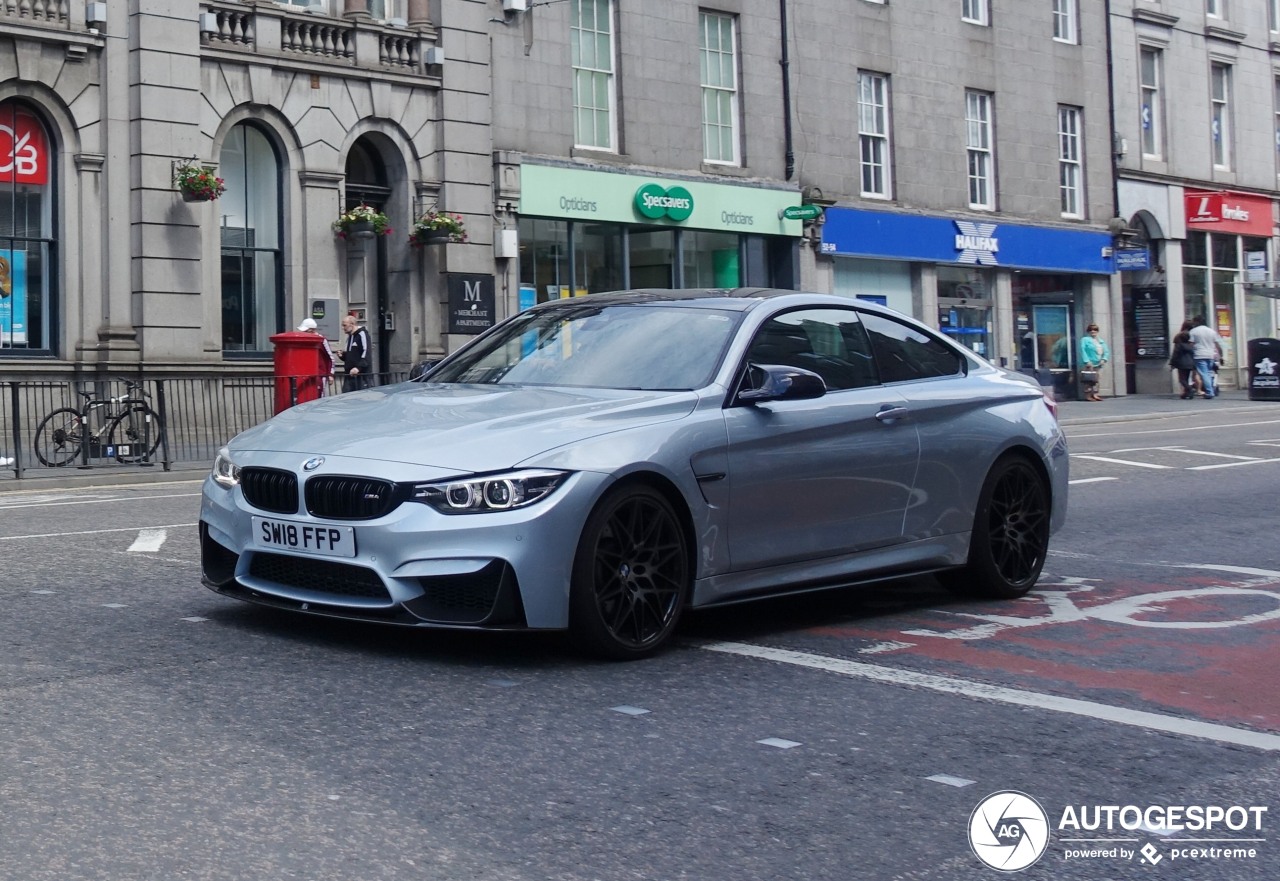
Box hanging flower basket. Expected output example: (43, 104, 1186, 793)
(409, 209, 467, 246)
(173, 161, 226, 202)
(334, 204, 392, 240)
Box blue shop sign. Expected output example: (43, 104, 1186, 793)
(1113, 248, 1151, 271)
(820, 208, 1114, 274)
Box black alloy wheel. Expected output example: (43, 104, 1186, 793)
(942, 456, 1050, 599)
(570, 485, 691, 660)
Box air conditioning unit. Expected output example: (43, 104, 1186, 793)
(503, 0, 527, 12)
(424, 46, 445, 65)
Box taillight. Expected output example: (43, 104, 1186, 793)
(1042, 391, 1059, 421)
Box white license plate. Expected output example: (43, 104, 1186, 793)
(252, 517, 356, 558)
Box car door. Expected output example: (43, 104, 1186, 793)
(857, 310, 981, 542)
(723, 307, 920, 571)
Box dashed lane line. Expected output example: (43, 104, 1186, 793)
(127, 528, 168, 553)
(1068, 477, 1118, 485)
(698, 641, 1280, 752)
(0, 492, 201, 510)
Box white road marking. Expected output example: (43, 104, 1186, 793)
(102, 603, 127, 609)
(1173, 564, 1280, 578)
(1070, 454, 1172, 469)
(1188, 458, 1280, 471)
(700, 641, 1280, 752)
(1162, 448, 1261, 460)
(0, 492, 200, 511)
(127, 528, 168, 553)
(0, 523, 197, 542)
(926, 774, 976, 787)
(180, 616, 209, 623)
(1069, 477, 1118, 485)
(611, 706, 650, 716)
(757, 737, 801, 749)
(859, 640, 915, 654)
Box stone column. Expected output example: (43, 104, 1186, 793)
(343, 0, 370, 20)
(407, 0, 431, 28)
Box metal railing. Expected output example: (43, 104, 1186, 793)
(0, 371, 408, 481)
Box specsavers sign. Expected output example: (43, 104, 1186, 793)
(520, 163, 802, 236)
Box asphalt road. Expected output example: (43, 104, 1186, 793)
(0, 406, 1277, 880)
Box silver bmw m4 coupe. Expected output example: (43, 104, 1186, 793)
(200, 289, 1068, 659)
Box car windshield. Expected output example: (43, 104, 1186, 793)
(430, 301, 741, 390)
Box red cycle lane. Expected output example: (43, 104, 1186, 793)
(800, 566, 1280, 734)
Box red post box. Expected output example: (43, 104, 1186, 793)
(270, 331, 330, 414)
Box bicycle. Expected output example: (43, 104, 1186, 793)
(32, 380, 165, 467)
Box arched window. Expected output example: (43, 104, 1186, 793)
(219, 123, 282, 355)
(0, 100, 56, 355)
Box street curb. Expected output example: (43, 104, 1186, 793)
(1060, 400, 1279, 428)
(0, 464, 207, 494)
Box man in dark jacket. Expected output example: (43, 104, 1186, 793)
(339, 313, 371, 391)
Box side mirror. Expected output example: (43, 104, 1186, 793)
(409, 359, 442, 380)
(737, 363, 827, 404)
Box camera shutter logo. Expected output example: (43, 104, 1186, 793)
(968, 791, 1050, 872)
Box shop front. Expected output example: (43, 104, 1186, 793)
(820, 208, 1114, 398)
(1182, 190, 1276, 390)
(514, 163, 803, 305)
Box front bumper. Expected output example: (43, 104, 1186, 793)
(199, 456, 613, 630)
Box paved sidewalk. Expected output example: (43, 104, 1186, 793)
(1057, 388, 1277, 427)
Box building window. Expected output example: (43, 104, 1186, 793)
(219, 123, 282, 355)
(279, 0, 329, 12)
(1271, 0, 1280, 32)
(858, 71, 891, 198)
(571, 0, 616, 151)
(1206, 0, 1222, 19)
(1058, 106, 1083, 218)
(1139, 46, 1162, 159)
(1211, 62, 1232, 169)
(965, 90, 994, 209)
(962, 0, 988, 25)
(0, 100, 56, 355)
(700, 12, 739, 165)
(1053, 0, 1078, 44)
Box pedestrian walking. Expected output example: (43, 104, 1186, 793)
(1078, 323, 1109, 402)
(1188, 315, 1224, 399)
(339, 312, 372, 392)
(1169, 321, 1200, 399)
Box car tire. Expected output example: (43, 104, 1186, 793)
(569, 484, 691, 660)
(940, 455, 1050, 599)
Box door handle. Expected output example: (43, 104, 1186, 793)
(875, 406, 909, 423)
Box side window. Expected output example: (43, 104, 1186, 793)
(859, 312, 964, 382)
(745, 308, 880, 391)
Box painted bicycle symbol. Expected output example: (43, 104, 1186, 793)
(904, 572, 1280, 641)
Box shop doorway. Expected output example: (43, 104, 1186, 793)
(344, 139, 391, 374)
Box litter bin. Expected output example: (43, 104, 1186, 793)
(270, 330, 329, 414)
(1246, 338, 1280, 401)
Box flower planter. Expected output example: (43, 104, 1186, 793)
(181, 189, 215, 203)
(348, 221, 377, 239)
(416, 232, 452, 245)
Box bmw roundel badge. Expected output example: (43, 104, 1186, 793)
(302, 456, 325, 471)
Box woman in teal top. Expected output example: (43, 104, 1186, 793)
(1078, 323, 1110, 401)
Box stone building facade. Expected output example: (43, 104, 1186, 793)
(0, 0, 488, 379)
(1111, 0, 1280, 394)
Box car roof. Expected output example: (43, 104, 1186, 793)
(529, 288, 890, 315)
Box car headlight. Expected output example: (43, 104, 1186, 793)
(211, 447, 241, 489)
(411, 469, 569, 514)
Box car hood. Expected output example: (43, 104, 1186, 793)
(229, 383, 699, 471)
